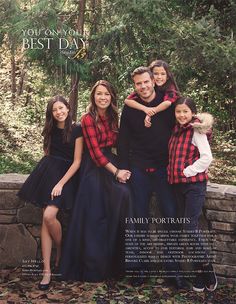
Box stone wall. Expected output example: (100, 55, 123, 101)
(204, 183, 236, 283)
(0, 174, 41, 268)
(0, 174, 235, 283)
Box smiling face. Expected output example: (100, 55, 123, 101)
(175, 103, 193, 125)
(52, 101, 69, 128)
(94, 85, 112, 114)
(152, 66, 168, 87)
(133, 72, 155, 102)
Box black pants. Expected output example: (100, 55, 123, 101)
(129, 167, 179, 275)
(173, 181, 210, 268)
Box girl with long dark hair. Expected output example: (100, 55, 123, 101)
(18, 96, 83, 290)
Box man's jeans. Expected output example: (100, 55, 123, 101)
(129, 166, 178, 274)
(130, 167, 177, 219)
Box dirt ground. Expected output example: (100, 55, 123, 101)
(0, 267, 235, 304)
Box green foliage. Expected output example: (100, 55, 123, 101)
(0, 153, 38, 174)
(77, 86, 90, 119)
(87, 0, 236, 131)
(0, 0, 235, 183)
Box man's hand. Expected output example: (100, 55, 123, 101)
(144, 115, 152, 128)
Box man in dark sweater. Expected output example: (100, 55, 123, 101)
(118, 66, 176, 217)
(118, 66, 186, 289)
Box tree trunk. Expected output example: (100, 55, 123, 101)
(90, 0, 101, 36)
(24, 86, 33, 106)
(10, 50, 16, 103)
(17, 61, 27, 96)
(69, 0, 86, 120)
(69, 73, 79, 121)
(88, 0, 102, 84)
(78, 0, 86, 34)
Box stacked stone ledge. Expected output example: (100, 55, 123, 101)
(0, 174, 235, 284)
(205, 183, 236, 284)
(0, 173, 40, 269)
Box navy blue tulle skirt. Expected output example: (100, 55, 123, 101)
(60, 150, 133, 282)
(18, 155, 78, 210)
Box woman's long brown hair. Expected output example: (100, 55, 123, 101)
(42, 96, 72, 154)
(87, 80, 119, 131)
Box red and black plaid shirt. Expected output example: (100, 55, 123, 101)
(163, 84, 179, 103)
(168, 122, 208, 184)
(127, 84, 178, 104)
(81, 113, 117, 167)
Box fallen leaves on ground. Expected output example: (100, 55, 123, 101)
(0, 268, 235, 304)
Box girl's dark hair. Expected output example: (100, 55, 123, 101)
(175, 97, 197, 114)
(88, 80, 119, 131)
(149, 60, 180, 94)
(42, 95, 72, 154)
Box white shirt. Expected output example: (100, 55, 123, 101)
(183, 131, 213, 178)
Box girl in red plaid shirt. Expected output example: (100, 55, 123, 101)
(60, 80, 133, 282)
(168, 97, 217, 292)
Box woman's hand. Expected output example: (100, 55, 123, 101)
(51, 182, 63, 200)
(144, 115, 152, 128)
(117, 169, 131, 183)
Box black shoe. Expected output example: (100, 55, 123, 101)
(106, 279, 117, 289)
(38, 280, 51, 291)
(38, 272, 51, 291)
(202, 264, 217, 292)
(169, 276, 190, 290)
(192, 272, 205, 292)
(129, 277, 146, 287)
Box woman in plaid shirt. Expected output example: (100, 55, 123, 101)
(168, 97, 217, 292)
(60, 80, 133, 282)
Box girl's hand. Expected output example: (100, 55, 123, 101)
(51, 183, 63, 200)
(144, 115, 152, 128)
(146, 107, 156, 116)
(143, 106, 156, 116)
(117, 169, 131, 183)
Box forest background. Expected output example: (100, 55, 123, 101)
(0, 0, 235, 185)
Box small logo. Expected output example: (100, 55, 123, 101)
(60, 37, 87, 60)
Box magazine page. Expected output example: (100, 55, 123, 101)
(0, 0, 235, 303)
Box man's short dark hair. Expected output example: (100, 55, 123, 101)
(131, 66, 153, 80)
